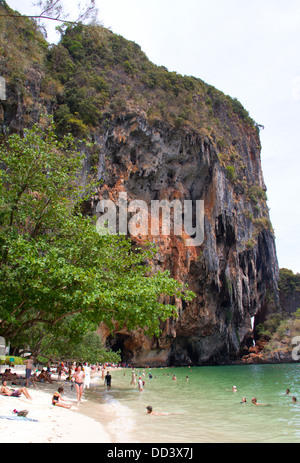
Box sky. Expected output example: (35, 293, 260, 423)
(7, 0, 300, 273)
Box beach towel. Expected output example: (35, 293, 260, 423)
(0, 415, 38, 422)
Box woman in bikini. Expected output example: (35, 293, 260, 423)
(72, 365, 85, 403)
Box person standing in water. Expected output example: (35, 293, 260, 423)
(72, 365, 85, 403)
(138, 376, 144, 392)
(105, 371, 112, 390)
(130, 369, 136, 386)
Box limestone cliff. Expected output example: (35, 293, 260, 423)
(94, 113, 279, 365)
(0, 7, 280, 365)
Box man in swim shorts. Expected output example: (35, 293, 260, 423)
(24, 356, 34, 387)
(1, 380, 32, 399)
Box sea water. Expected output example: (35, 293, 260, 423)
(80, 364, 300, 443)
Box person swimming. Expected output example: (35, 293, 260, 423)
(146, 406, 169, 416)
(251, 397, 270, 406)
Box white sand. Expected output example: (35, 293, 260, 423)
(0, 378, 113, 443)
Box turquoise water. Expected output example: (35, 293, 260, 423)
(82, 364, 300, 443)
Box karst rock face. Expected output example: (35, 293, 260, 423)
(93, 114, 279, 366)
(0, 7, 279, 365)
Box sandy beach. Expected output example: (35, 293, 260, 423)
(0, 372, 114, 443)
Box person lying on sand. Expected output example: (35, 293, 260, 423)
(0, 380, 32, 399)
(52, 387, 73, 409)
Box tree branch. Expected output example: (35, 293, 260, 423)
(0, 13, 78, 24)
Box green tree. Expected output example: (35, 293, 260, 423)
(59, 331, 121, 364)
(0, 120, 194, 354)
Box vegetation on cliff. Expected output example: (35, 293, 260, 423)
(251, 269, 300, 360)
(46, 22, 257, 139)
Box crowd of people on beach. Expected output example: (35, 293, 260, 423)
(0, 358, 120, 408)
(1, 360, 298, 416)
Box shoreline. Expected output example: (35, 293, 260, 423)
(0, 371, 119, 443)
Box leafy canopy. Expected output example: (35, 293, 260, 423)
(0, 119, 194, 355)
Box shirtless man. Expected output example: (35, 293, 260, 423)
(24, 356, 34, 387)
(1, 380, 32, 400)
(72, 365, 85, 403)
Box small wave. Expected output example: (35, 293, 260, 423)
(103, 394, 139, 442)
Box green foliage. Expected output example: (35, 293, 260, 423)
(279, 268, 300, 294)
(248, 185, 267, 204)
(0, 119, 195, 356)
(0, 356, 24, 365)
(0, 2, 47, 95)
(252, 217, 273, 233)
(257, 310, 300, 354)
(256, 312, 285, 340)
(61, 331, 121, 364)
(226, 165, 235, 180)
(42, 22, 257, 136)
(230, 98, 251, 121)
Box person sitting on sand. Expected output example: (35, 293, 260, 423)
(0, 380, 32, 400)
(251, 397, 270, 406)
(52, 387, 72, 409)
(36, 370, 46, 383)
(3, 369, 20, 381)
(36, 369, 52, 384)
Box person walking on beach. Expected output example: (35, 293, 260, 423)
(24, 356, 34, 387)
(105, 371, 111, 390)
(84, 363, 91, 389)
(72, 365, 85, 403)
